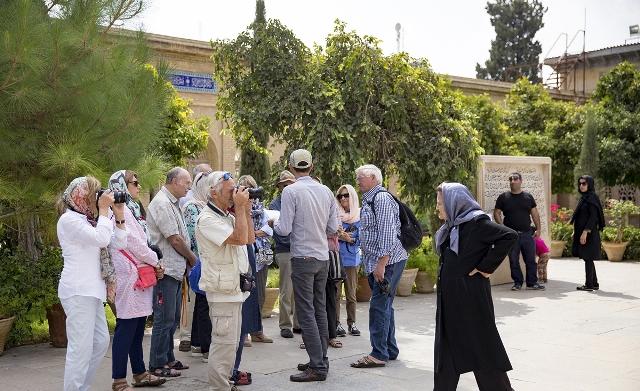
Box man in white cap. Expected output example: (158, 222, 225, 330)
(273, 149, 339, 382)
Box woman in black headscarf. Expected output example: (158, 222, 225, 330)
(571, 175, 605, 291)
(433, 183, 517, 391)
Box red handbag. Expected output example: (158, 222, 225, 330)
(120, 250, 158, 290)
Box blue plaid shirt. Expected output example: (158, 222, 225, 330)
(360, 185, 408, 274)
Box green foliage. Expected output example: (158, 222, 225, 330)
(476, 0, 546, 83)
(603, 199, 640, 243)
(266, 265, 280, 288)
(463, 94, 516, 155)
(0, 0, 172, 257)
(622, 227, 640, 260)
(158, 89, 210, 167)
(592, 61, 640, 112)
(550, 221, 573, 242)
(574, 107, 599, 186)
(406, 236, 439, 280)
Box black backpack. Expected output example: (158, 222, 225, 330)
(367, 190, 423, 252)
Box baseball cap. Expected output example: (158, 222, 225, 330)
(289, 149, 312, 169)
(276, 170, 296, 185)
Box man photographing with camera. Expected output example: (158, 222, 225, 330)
(195, 171, 255, 391)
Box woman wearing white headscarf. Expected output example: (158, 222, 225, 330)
(57, 176, 127, 391)
(108, 170, 166, 389)
(335, 184, 362, 337)
(433, 182, 517, 391)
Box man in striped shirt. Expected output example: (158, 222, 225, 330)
(351, 164, 408, 369)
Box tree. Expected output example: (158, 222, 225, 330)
(0, 0, 171, 259)
(591, 62, 640, 186)
(574, 107, 599, 186)
(463, 94, 516, 155)
(476, 0, 546, 83)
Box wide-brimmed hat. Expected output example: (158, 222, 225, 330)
(276, 170, 296, 185)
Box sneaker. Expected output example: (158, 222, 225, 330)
(511, 284, 522, 291)
(178, 340, 191, 352)
(526, 283, 546, 290)
(336, 323, 347, 337)
(202, 351, 209, 363)
(280, 328, 294, 338)
(348, 324, 361, 336)
(191, 346, 202, 357)
(243, 338, 252, 347)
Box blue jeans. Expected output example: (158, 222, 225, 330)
(368, 259, 407, 362)
(508, 232, 538, 287)
(149, 276, 182, 369)
(112, 317, 146, 379)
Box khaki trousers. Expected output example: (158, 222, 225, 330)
(208, 301, 242, 391)
(336, 266, 358, 326)
(276, 252, 298, 329)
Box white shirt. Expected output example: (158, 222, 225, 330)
(57, 210, 127, 302)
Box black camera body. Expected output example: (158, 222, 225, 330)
(239, 272, 256, 292)
(97, 188, 127, 205)
(236, 186, 264, 200)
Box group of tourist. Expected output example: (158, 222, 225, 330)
(55, 146, 604, 391)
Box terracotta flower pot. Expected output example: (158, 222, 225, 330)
(550, 240, 566, 258)
(0, 316, 16, 355)
(396, 268, 419, 297)
(415, 271, 436, 293)
(356, 275, 371, 302)
(602, 241, 629, 262)
(46, 303, 68, 348)
(261, 287, 279, 318)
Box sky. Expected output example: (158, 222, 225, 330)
(125, 0, 640, 79)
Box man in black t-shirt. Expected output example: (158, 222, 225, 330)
(494, 172, 545, 291)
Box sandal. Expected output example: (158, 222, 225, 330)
(350, 355, 386, 368)
(329, 338, 343, 348)
(151, 367, 181, 377)
(167, 360, 189, 370)
(230, 371, 252, 385)
(132, 371, 167, 387)
(299, 343, 305, 349)
(112, 380, 134, 391)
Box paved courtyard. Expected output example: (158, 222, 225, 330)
(1, 258, 639, 391)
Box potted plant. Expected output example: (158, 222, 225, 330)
(355, 264, 371, 302)
(408, 236, 439, 294)
(602, 200, 640, 261)
(549, 204, 573, 258)
(262, 266, 280, 318)
(0, 249, 30, 355)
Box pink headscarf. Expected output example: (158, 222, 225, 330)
(63, 177, 96, 225)
(336, 184, 360, 224)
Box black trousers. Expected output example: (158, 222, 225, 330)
(584, 259, 599, 288)
(193, 293, 211, 353)
(434, 337, 513, 391)
(326, 279, 338, 339)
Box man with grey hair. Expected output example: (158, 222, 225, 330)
(272, 149, 339, 382)
(351, 164, 407, 369)
(147, 167, 197, 377)
(179, 163, 213, 353)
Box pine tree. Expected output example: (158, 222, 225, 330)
(574, 108, 599, 187)
(476, 0, 546, 83)
(0, 0, 171, 259)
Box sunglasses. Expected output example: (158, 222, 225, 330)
(216, 172, 233, 184)
(508, 176, 521, 182)
(128, 180, 140, 187)
(337, 193, 350, 200)
(579, 181, 588, 186)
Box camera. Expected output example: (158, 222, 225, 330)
(97, 188, 127, 205)
(239, 272, 256, 292)
(236, 186, 264, 200)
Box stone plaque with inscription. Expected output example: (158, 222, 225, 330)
(477, 155, 552, 285)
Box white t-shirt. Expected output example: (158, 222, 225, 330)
(57, 210, 127, 302)
(195, 204, 249, 303)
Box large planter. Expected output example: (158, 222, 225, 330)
(0, 316, 16, 355)
(415, 271, 436, 293)
(356, 275, 371, 302)
(46, 303, 68, 348)
(550, 240, 567, 258)
(396, 268, 419, 297)
(602, 241, 629, 262)
(261, 288, 279, 318)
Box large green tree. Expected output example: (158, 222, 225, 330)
(574, 107, 599, 186)
(476, 0, 546, 83)
(0, 0, 171, 258)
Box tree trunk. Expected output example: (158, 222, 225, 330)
(18, 214, 42, 261)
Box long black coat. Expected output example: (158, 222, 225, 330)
(571, 201, 602, 261)
(435, 215, 517, 375)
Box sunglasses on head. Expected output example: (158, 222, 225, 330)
(508, 176, 521, 182)
(337, 193, 349, 200)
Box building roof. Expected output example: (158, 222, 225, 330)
(544, 42, 640, 66)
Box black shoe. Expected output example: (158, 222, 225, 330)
(348, 324, 361, 336)
(280, 328, 294, 338)
(290, 368, 326, 382)
(297, 362, 310, 371)
(593, 285, 600, 290)
(577, 285, 594, 291)
(336, 323, 347, 337)
(526, 283, 546, 290)
(511, 284, 522, 291)
(292, 327, 302, 334)
(178, 340, 191, 352)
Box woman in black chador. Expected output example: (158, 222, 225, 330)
(433, 183, 517, 391)
(571, 175, 605, 291)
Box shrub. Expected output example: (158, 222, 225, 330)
(551, 221, 573, 241)
(406, 236, 439, 280)
(604, 199, 640, 243)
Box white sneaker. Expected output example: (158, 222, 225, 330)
(191, 346, 202, 357)
(202, 351, 209, 363)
